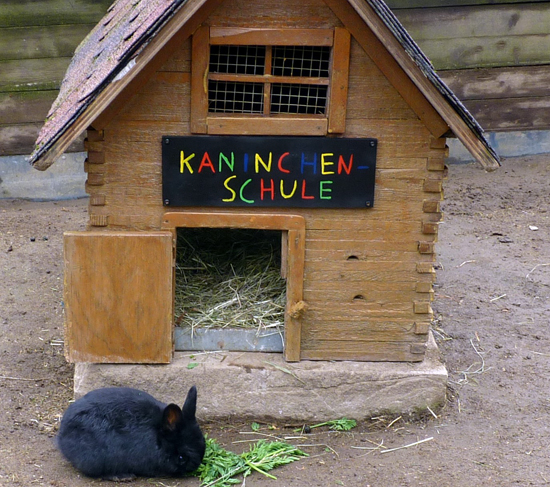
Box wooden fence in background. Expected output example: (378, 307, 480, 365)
(2, 0, 549, 156)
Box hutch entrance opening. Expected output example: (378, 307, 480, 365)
(162, 212, 306, 361)
(174, 227, 286, 351)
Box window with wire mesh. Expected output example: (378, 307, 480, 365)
(208, 44, 331, 115)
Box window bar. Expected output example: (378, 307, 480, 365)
(263, 46, 273, 115)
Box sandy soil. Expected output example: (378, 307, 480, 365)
(1, 155, 550, 486)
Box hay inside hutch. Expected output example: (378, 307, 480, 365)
(30, 0, 499, 365)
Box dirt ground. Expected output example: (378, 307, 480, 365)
(1, 155, 550, 486)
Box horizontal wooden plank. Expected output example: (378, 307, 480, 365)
(305, 248, 434, 263)
(0, 123, 39, 156)
(304, 290, 432, 311)
(0, 57, 70, 91)
(0, 90, 57, 125)
(414, 35, 550, 70)
(306, 227, 434, 243)
(302, 321, 421, 341)
(205, 0, 341, 28)
(461, 96, 550, 132)
(440, 65, 550, 100)
(304, 278, 428, 291)
(304, 268, 435, 283)
(0, 24, 95, 62)
(0, 0, 111, 27)
(305, 259, 422, 273)
(396, 4, 550, 69)
(300, 340, 426, 361)
(438, 64, 550, 132)
(0, 123, 85, 156)
(210, 27, 334, 46)
(207, 116, 329, 136)
(305, 216, 424, 231)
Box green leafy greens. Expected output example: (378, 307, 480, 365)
(295, 417, 357, 433)
(195, 437, 308, 487)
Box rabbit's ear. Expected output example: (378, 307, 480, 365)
(162, 404, 183, 432)
(182, 386, 197, 420)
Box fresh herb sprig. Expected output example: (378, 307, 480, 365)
(195, 437, 308, 487)
(295, 417, 357, 433)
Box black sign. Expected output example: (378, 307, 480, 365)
(162, 136, 376, 208)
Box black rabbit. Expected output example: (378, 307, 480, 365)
(56, 386, 205, 480)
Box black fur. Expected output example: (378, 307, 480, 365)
(57, 386, 205, 480)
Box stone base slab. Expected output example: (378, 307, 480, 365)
(74, 333, 447, 422)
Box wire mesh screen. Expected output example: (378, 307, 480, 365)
(271, 46, 330, 77)
(209, 45, 266, 75)
(208, 44, 330, 115)
(208, 80, 264, 113)
(271, 84, 328, 114)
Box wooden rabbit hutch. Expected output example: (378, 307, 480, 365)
(30, 0, 499, 366)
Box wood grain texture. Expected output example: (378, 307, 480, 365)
(395, 3, 550, 69)
(70, 0, 454, 362)
(63, 231, 173, 363)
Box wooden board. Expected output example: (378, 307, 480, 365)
(0, 124, 84, 156)
(64, 231, 174, 363)
(0, 24, 96, 61)
(0, 57, 71, 91)
(0, 91, 57, 124)
(0, 0, 112, 28)
(395, 4, 550, 69)
(440, 64, 550, 131)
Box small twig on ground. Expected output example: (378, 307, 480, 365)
(453, 338, 491, 386)
(526, 263, 550, 279)
(386, 416, 402, 429)
(426, 406, 438, 419)
(379, 437, 433, 454)
(0, 375, 50, 381)
(458, 260, 476, 267)
(490, 294, 507, 302)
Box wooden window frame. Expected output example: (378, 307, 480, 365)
(161, 212, 306, 362)
(191, 26, 350, 136)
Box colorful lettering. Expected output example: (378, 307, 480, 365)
(255, 153, 272, 173)
(319, 180, 333, 199)
(239, 179, 254, 204)
(277, 152, 290, 174)
(301, 180, 314, 199)
(301, 153, 317, 174)
(219, 152, 234, 172)
(321, 153, 335, 175)
(222, 175, 237, 202)
(198, 152, 215, 173)
(260, 179, 275, 201)
(337, 154, 353, 175)
(180, 151, 195, 173)
(280, 179, 298, 199)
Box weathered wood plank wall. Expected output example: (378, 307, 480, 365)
(0, 0, 112, 156)
(2, 0, 549, 156)
(388, 0, 550, 132)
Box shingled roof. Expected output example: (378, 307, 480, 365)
(29, 0, 500, 171)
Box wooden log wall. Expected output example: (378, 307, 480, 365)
(85, 0, 446, 361)
(388, 0, 550, 132)
(0, 0, 111, 156)
(3, 0, 549, 157)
